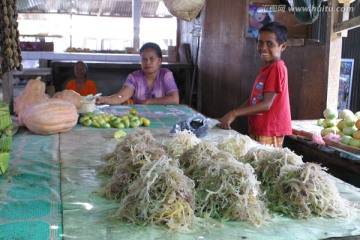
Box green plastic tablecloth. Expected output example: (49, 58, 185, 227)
(0, 129, 62, 240)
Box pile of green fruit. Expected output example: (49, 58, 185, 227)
(317, 108, 360, 148)
(78, 108, 151, 129)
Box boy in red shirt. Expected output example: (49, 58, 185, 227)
(219, 22, 292, 147)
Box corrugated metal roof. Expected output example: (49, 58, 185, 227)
(16, 0, 173, 18)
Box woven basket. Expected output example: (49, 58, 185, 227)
(164, 0, 205, 22)
(80, 98, 96, 114)
(0, 152, 10, 175)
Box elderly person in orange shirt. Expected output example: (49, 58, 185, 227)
(65, 61, 98, 96)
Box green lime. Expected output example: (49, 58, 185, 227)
(122, 119, 130, 128)
(113, 122, 125, 129)
(101, 123, 111, 128)
(114, 130, 127, 139)
(83, 119, 92, 127)
(143, 118, 151, 127)
(129, 108, 137, 115)
(130, 119, 141, 128)
(79, 116, 89, 124)
(97, 118, 106, 125)
(92, 120, 101, 128)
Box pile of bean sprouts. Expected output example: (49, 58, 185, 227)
(100, 129, 161, 175)
(180, 142, 270, 226)
(98, 130, 357, 229)
(115, 155, 196, 231)
(271, 162, 354, 219)
(98, 129, 197, 231)
(165, 130, 200, 159)
(242, 145, 356, 219)
(218, 134, 257, 160)
(99, 129, 166, 200)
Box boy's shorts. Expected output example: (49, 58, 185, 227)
(249, 135, 284, 148)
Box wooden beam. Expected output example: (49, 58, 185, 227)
(333, 16, 360, 33)
(2, 72, 14, 114)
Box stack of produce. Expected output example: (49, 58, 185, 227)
(317, 108, 360, 148)
(115, 155, 196, 231)
(218, 134, 257, 160)
(337, 109, 360, 147)
(99, 129, 165, 197)
(99, 129, 358, 229)
(14, 77, 79, 135)
(318, 108, 340, 137)
(180, 142, 270, 226)
(165, 130, 200, 159)
(0, 0, 23, 77)
(242, 145, 356, 219)
(0, 102, 13, 174)
(242, 145, 304, 202)
(79, 109, 151, 129)
(99, 129, 196, 231)
(271, 162, 353, 219)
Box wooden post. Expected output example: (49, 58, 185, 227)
(2, 72, 14, 114)
(132, 0, 141, 50)
(324, 0, 342, 110)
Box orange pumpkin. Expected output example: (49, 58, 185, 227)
(53, 89, 82, 112)
(14, 77, 48, 118)
(20, 98, 79, 135)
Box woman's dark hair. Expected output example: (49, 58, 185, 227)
(74, 61, 88, 78)
(140, 42, 162, 58)
(259, 21, 288, 45)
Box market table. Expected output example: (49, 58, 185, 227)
(1, 107, 360, 240)
(284, 120, 360, 187)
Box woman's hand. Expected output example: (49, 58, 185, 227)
(218, 110, 237, 130)
(140, 99, 149, 105)
(96, 96, 106, 105)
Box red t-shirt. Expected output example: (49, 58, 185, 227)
(248, 60, 292, 136)
(65, 79, 98, 96)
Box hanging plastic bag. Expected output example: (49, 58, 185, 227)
(292, 0, 322, 24)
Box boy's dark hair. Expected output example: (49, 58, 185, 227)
(140, 42, 163, 59)
(259, 22, 288, 45)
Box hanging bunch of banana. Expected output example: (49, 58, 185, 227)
(0, 0, 23, 78)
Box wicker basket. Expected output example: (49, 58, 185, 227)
(0, 152, 10, 175)
(164, 0, 205, 22)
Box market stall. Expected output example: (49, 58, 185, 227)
(1, 105, 360, 240)
(50, 60, 193, 105)
(286, 120, 360, 187)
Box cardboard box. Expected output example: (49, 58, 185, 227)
(20, 42, 54, 52)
